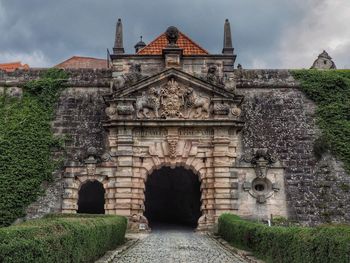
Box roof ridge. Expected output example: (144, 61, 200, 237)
(137, 29, 209, 55)
(69, 56, 106, 60)
(136, 32, 164, 54)
(55, 56, 106, 67)
(0, 61, 21, 66)
(178, 30, 209, 54)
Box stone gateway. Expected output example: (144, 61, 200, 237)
(61, 21, 288, 231)
(9, 18, 347, 230)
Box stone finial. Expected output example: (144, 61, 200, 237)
(113, 18, 125, 54)
(165, 26, 179, 47)
(311, 50, 337, 69)
(222, 19, 234, 55)
(134, 36, 146, 53)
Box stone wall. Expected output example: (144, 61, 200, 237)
(237, 70, 350, 225)
(25, 85, 110, 219)
(0, 68, 112, 87)
(2, 69, 348, 225)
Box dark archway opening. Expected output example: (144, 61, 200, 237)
(145, 166, 201, 228)
(77, 180, 105, 214)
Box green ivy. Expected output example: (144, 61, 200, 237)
(292, 70, 350, 173)
(0, 69, 68, 227)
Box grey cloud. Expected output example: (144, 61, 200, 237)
(0, 0, 348, 68)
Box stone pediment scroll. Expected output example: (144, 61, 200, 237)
(104, 68, 243, 121)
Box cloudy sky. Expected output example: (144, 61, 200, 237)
(0, 0, 349, 69)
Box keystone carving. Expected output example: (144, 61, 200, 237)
(241, 149, 277, 178)
(84, 147, 98, 175)
(167, 136, 178, 158)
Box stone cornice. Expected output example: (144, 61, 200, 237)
(0, 68, 300, 89)
(103, 119, 245, 128)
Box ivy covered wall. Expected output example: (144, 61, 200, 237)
(0, 69, 67, 227)
(292, 70, 350, 173)
(239, 69, 350, 225)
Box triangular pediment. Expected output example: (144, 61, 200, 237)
(105, 68, 243, 121)
(116, 68, 235, 99)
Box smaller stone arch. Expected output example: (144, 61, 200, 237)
(77, 179, 105, 214)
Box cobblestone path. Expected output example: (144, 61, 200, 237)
(114, 226, 247, 263)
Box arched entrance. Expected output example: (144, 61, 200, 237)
(144, 166, 201, 228)
(77, 180, 105, 214)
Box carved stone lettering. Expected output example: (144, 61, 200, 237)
(179, 128, 214, 136)
(133, 128, 168, 137)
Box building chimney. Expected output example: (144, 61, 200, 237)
(222, 19, 234, 55)
(113, 18, 125, 54)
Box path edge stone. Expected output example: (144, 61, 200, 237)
(208, 233, 265, 263)
(94, 238, 140, 263)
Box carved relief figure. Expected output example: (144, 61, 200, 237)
(203, 65, 223, 86)
(213, 102, 230, 115)
(160, 78, 186, 118)
(184, 88, 210, 118)
(124, 64, 144, 86)
(105, 102, 117, 118)
(114, 63, 145, 90)
(165, 26, 179, 46)
(133, 78, 212, 119)
(136, 87, 160, 118)
(231, 103, 241, 118)
(241, 149, 277, 178)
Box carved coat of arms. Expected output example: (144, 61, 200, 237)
(160, 78, 186, 118)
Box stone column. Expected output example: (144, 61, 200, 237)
(213, 127, 237, 220)
(113, 127, 134, 217)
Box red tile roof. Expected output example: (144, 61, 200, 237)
(137, 31, 208, 55)
(0, 62, 29, 72)
(55, 56, 107, 69)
